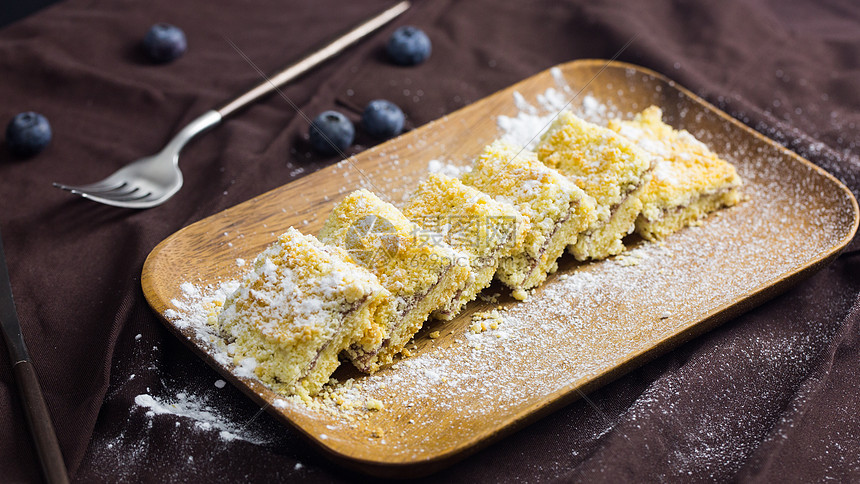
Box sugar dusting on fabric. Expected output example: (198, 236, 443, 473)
(133, 392, 267, 444)
(109, 279, 276, 453)
(80, 372, 287, 482)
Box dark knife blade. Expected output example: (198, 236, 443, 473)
(0, 229, 30, 363)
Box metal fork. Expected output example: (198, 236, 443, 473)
(54, 1, 410, 209)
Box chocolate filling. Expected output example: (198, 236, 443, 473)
(217, 295, 373, 384)
(648, 185, 737, 222)
(435, 232, 517, 318)
(301, 295, 369, 379)
(434, 288, 467, 319)
(581, 162, 656, 238)
(348, 263, 456, 368)
(519, 199, 578, 285)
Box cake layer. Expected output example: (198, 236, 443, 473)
(536, 111, 653, 260)
(571, 192, 643, 260)
(608, 106, 742, 241)
(319, 189, 471, 371)
(636, 188, 740, 240)
(217, 227, 393, 399)
(402, 173, 523, 319)
(461, 140, 596, 299)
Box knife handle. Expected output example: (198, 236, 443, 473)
(13, 360, 69, 484)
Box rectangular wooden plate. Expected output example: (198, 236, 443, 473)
(142, 60, 859, 478)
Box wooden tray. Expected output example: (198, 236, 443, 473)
(142, 60, 859, 478)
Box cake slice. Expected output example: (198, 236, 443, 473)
(536, 111, 654, 260)
(402, 173, 524, 319)
(217, 228, 394, 399)
(461, 140, 597, 300)
(608, 106, 742, 240)
(319, 189, 471, 372)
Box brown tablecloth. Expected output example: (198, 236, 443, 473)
(1, 0, 858, 481)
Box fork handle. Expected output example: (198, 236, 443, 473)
(215, 1, 410, 118)
(161, 2, 409, 158)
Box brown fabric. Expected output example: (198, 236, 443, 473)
(0, 0, 858, 481)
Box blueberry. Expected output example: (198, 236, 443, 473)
(142, 23, 187, 63)
(386, 26, 431, 66)
(309, 111, 354, 156)
(5, 112, 51, 158)
(362, 100, 405, 139)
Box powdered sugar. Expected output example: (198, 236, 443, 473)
(171, 158, 847, 460)
(652, 159, 680, 185)
(79, 373, 282, 482)
(496, 70, 616, 150)
(168, 280, 238, 332)
(496, 91, 612, 150)
(133, 392, 265, 444)
(152, 66, 856, 466)
(427, 159, 471, 178)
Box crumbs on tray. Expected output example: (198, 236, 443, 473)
(162, 75, 745, 431)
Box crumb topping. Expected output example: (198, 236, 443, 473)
(217, 228, 393, 396)
(219, 228, 387, 347)
(608, 106, 742, 218)
(461, 140, 596, 259)
(402, 172, 524, 259)
(319, 189, 466, 313)
(536, 111, 652, 219)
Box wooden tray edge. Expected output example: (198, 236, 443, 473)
(140, 59, 860, 477)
